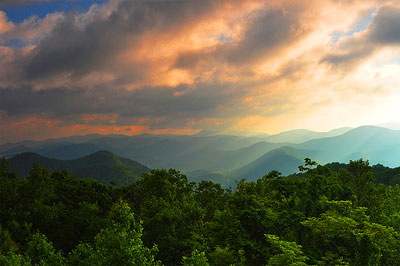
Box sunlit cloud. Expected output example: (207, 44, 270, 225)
(1, 0, 400, 142)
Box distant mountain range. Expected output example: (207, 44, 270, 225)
(263, 127, 352, 143)
(8, 150, 150, 186)
(3, 125, 400, 186)
(230, 147, 306, 181)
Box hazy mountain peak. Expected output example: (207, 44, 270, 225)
(265, 127, 352, 144)
(192, 130, 219, 137)
(327, 127, 353, 134)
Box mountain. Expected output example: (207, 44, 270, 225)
(4, 125, 400, 183)
(297, 126, 400, 166)
(230, 147, 304, 182)
(8, 150, 150, 185)
(168, 140, 284, 172)
(40, 143, 101, 159)
(264, 127, 352, 144)
(185, 169, 230, 185)
(229, 126, 400, 181)
(0, 145, 35, 157)
(0, 134, 106, 153)
(0, 133, 286, 172)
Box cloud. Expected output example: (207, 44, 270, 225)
(0, 0, 50, 7)
(369, 6, 400, 45)
(21, 0, 231, 80)
(321, 5, 400, 70)
(173, 3, 314, 71)
(0, 11, 14, 35)
(0, 82, 244, 125)
(2, 0, 400, 142)
(320, 36, 376, 71)
(0, 12, 64, 45)
(223, 6, 308, 66)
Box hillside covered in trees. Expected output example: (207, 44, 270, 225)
(2, 157, 400, 265)
(7, 150, 150, 186)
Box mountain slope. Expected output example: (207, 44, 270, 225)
(170, 141, 284, 172)
(4, 125, 400, 180)
(265, 127, 352, 144)
(8, 150, 150, 185)
(230, 147, 304, 182)
(297, 126, 400, 165)
(40, 143, 100, 160)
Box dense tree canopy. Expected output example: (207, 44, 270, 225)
(1, 157, 400, 265)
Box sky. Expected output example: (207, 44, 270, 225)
(1, 0, 400, 143)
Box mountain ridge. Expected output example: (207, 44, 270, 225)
(4, 125, 400, 185)
(8, 150, 150, 186)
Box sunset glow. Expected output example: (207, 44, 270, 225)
(1, 0, 400, 142)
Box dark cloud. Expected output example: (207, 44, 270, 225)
(22, 0, 223, 80)
(0, 81, 249, 127)
(1, 0, 305, 133)
(320, 46, 374, 70)
(22, 0, 310, 81)
(4, 0, 398, 142)
(174, 6, 308, 71)
(173, 49, 207, 70)
(369, 6, 400, 45)
(0, 0, 50, 7)
(23, 13, 121, 79)
(222, 7, 305, 65)
(321, 6, 400, 69)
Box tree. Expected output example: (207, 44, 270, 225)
(302, 200, 400, 265)
(0, 225, 19, 255)
(127, 169, 205, 265)
(25, 233, 64, 266)
(298, 158, 318, 173)
(68, 201, 160, 266)
(181, 250, 210, 266)
(265, 234, 308, 266)
(0, 157, 17, 179)
(339, 159, 375, 206)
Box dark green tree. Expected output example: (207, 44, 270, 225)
(68, 201, 160, 266)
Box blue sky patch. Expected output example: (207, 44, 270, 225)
(331, 8, 376, 44)
(1, 0, 107, 23)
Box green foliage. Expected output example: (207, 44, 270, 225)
(0, 253, 31, 266)
(302, 199, 400, 265)
(196, 181, 229, 221)
(3, 157, 400, 265)
(340, 159, 375, 206)
(25, 233, 64, 266)
(66, 243, 93, 266)
(0, 156, 17, 179)
(127, 169, 205, 265)
(8, 151, 149, 186)
(298, 158, 318, 173)
(181, 250, 210, 266)
(265, 234, 308, 266)
(69, 201, 160, 266)
(0, 224, 19, 255)
(208, 246, 236, 266)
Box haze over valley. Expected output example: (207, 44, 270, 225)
(5, 125, 400, 186)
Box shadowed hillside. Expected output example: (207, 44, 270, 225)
(8, 150, 150, 185)
(231, 147, 304, 181)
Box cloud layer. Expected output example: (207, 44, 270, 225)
(1, 0, 400, 142)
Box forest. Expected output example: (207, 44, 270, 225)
(1, 157, 400, 265)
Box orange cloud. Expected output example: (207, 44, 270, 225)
(0, 11, 14, 35)
(3, 0, 400, 142)
(0, 115, 199, 142)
